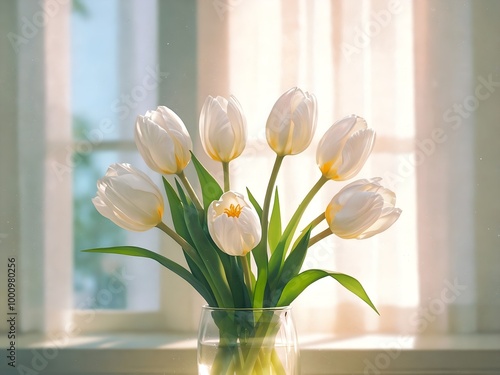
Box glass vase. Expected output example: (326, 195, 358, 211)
(197, 306, 299, 375)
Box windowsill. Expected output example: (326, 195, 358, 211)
(2, 333, 500, 375)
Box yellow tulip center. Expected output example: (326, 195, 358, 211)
(224, 204, 243, 218)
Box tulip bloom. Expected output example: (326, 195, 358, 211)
(199, 95, 247, 162)
(92, 163, 164, 232)
(266, 87, 317, 156)
(207, 191, 262, 256)
(135, 106, 193, 175)
(317, 115, 375, 181)
(325, 178, 401, 239)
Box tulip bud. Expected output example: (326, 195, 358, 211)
(266, 87, 317, 156)
(207, 191, 262, 256)
(135, 106, 193, 175)
(92, 163, 164, 232)
(199, 95, 247, 163)
(325, 178, 401, 239)
(317, 115, 375, 181)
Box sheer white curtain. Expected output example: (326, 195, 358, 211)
(197, 0, 500, 335)
(0, 0, 72, 334)
(414, 0, 500, 334)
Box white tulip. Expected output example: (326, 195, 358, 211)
(135, 106, 192, 175)
(325, 178, 401, 239)
(199, 95, 247, 162)
(266, 87, 317, 156)
(316, 115, 375, 181)
(92, 163, 164, 232)
(207, 191, 262, 256)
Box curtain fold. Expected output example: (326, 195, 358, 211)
(414, 0, 477, 334)
(196, 0, 500, 334)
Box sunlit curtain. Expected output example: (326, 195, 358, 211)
(0, 0, 72, 333)
(197, 0, 500, 335)
(414, 0, 500, 333)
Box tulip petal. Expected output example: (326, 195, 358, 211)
(226, 95, 247, 158)
(92, 163, 164, 232)
(102, 179, 162, 225)
(332, 192, 383, 238)
(325, 178, 401, 240)
(317, 115, 372, 180)
(213, 216, 242, 256)
(199, 95, 247, 162)
(135, 106, 192, 174)
(358, 208, 402, 239)
(336, 129, 375, 181)
(207, 191, 261, 256)
(289, 100, 315, 154)
(266, 88, 317, 156)
(135, 118, 177, 174)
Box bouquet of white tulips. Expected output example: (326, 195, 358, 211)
(85, 88, 401, 374)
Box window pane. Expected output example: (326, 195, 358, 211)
(73, 150, 128, 309)
(71, 0, 160, 311)
(73, 149, 161, 311)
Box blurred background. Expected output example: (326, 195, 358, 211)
(0, 0, 499, 339)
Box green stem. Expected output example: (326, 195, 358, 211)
(261, 155, 285, 257)
(289, 212, 326, 256)
(176, 170, 204, 212)
(240, 255, 254, 300)
(222, 161, 230, 192)
(240, 314, 281, 374)
(305, 212, 326, 231)
(156, 221, 198, 257)
(156, 221, 225, 306)
(283, 175, 328, 254)
(271, 348, 287, 375)
(308, 227, 332, 248)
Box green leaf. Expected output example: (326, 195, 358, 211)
(246, 188, 268, 303)
(82, 246, 217, 306)
(162, 177, 213, 299)
(268, 187, 282, 252)
(163, 177, 191, 241)
(175, 178, 191, 206)
(277, 269, 379, 314)
(232, 256, 252, 308)
(268, 227, 312, 305)
(268, 209, 306, 286)
(268, 177, 327, 286)
(190, 152, 223, 210)
(252, 268, 268, 308)
(246, 187, 263, 220)
(182, 203, 234, 307)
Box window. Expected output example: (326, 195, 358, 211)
(71, 0, 161, 312)
(1, 0, 499, 360)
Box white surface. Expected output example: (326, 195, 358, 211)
(2, 333, 499, 375)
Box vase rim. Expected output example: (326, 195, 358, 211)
(201, 304, 291, 312)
